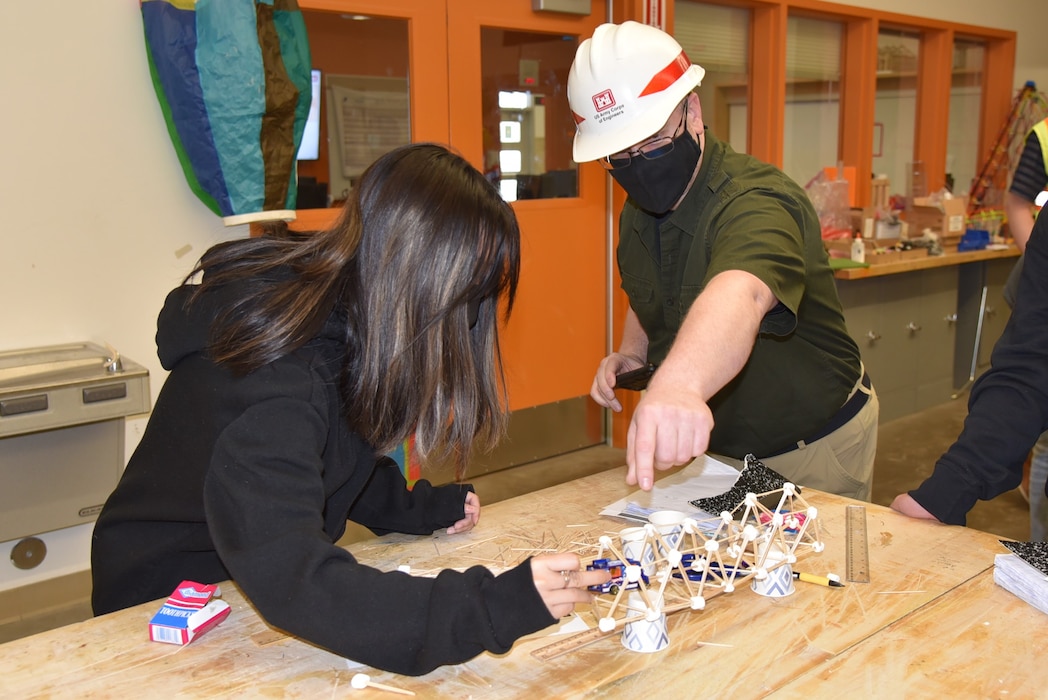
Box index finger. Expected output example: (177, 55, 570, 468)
(536, 552, 582, 574)
(464, 491, 480, 518)
(628, 415, 656, 491)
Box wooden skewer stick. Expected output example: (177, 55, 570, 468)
(510, 547, 557, 552)
(350, 672, 415, 696)
(876, 590, 926, 594)
(454, 534, 501, 550)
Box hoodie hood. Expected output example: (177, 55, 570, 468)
(155, 280, 349, 372)
(155, 285, 228, 371)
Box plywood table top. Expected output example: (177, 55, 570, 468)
(0, 466, 1024, 698)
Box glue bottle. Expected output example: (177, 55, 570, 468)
(850, 233, 865, 263)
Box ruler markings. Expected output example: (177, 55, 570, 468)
(531, 627, 618, 661)
(845, 504, 871, 583)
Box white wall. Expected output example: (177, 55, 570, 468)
(834, 0, 1048, 91)
(1, 0, 1047, 460)
(1, 2, 240, 452)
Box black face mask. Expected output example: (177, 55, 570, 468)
(609, 129, 702, 215)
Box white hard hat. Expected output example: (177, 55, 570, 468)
(568, 21, 705, 163)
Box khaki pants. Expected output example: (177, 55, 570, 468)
(712, 378, 879, 502)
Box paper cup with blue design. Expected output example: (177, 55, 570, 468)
(750, 542, 795, 597)
(750, 562, 796, 597)
(621, 591, 669, 653)
(620, 526, 656, 577)
(647, 510, 686, 556)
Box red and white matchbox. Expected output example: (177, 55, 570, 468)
(148, 580, 231, 646)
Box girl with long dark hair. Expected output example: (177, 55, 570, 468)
(90, 144, 607, 675)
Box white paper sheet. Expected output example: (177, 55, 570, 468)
(599, 455, 742, 523)
(994, 553, 1048, 616)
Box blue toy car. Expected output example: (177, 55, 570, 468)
(672, 553, 750, 581)
(586, 558, 649, 594)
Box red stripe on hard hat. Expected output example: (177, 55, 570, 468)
(639, 51, 692, 97)
(572, 111, 586, 125)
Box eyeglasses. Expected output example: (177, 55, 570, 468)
(601, 100, 689, 171)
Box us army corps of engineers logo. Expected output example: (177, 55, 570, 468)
(591, 89, 625, 124)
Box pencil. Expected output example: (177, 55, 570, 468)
(793, 571, 845, 588)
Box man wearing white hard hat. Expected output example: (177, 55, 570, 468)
(568, 21, 878, 500)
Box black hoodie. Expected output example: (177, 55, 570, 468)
(90, 282, 554, 675)
(909, 209, 1048, 524)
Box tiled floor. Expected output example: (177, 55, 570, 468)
(0, 396, 1030, 645)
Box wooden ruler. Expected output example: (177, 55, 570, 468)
(845, 504, 871, 583)
(531, 627, 617, 661)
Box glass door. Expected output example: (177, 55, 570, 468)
(448, 1, 609, 473)
(447, 1, 607, 413)
(298, 0, 610, 473)
(295, 0, 447, 230)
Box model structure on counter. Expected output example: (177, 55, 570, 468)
(583, 478, 823, 635)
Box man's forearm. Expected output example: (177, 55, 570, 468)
(649, 271, 773, 401)
(618, 308, 650, 362)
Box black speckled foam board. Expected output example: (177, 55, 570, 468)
(1001, 540, 1048, 576)
(690, 454, 797, 514)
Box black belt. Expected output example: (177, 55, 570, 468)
(767, 372, 871, 457)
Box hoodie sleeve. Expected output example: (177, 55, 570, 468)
(203, 390, 555, 676)
(909, 215, 1048, 524)
(346, 458, 474, 536)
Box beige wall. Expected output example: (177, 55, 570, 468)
(0, 2, 241, 453)
(831, 0, 1048, 90)
(1, 0, 1046, 461)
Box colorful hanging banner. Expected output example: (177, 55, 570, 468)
(140, 0, 312, 225)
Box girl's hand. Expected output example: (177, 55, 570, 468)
(446, 491, 480, 534)
(530, 553, 611, 619)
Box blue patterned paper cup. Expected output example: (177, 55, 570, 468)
(750, 563, 796, 597)
(620, 526, 656, 577)
(621, 592, 669, 653)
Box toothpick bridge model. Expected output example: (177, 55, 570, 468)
(582, 481, 823, 633)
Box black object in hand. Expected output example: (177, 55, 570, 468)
(614, 363, 656, 391)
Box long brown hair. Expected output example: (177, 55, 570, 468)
(186, 143, 521, 474)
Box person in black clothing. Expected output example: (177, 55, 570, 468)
(90, 143, 608, 675)
(891, 207, 1048, 527)
(1002, 115, 1048, 538)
